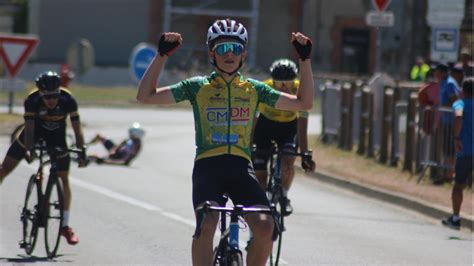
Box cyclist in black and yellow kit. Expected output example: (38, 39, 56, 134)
(136, 18, 314, 266)
(253, 59, 316, 216)
(0, 71, 87, 245)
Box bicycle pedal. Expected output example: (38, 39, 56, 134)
(19, 241, 26, 248)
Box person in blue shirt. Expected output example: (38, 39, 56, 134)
(442, 77, 473, 230)
(434, 63, 462, 183)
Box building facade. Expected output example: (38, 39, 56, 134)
(25, 0, 472, 78)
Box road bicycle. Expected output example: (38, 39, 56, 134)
(19, 141, 87, 258)
(253, 143, 313, 266)
(194, 199, 278, 266)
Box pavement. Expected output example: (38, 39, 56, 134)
(300, 167, 473, 232)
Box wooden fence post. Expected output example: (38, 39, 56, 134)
(403, 92, 417, 172)
(379, 87, 394, 164)
(357, 86, 371, 155)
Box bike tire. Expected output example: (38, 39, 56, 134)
(21, 175, 40, 255)
(227, 250, 243, 266)
(269, 187, 284, 266)
(44, 178, 64, 258)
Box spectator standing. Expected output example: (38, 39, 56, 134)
(410, 56, 430, 82)
(60, 64, 75, 88)
(435, 64, 462, 183)
(455, 47, 474, 77)
(451, 65, 465, 91)
(418, 69, 440, 135)
(442, 78, 473, 230)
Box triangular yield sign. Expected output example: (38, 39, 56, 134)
(372, 0, 392, 12)
(0, 35, 39, 78)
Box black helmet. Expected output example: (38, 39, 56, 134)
(35, 71, 61, 93)
(270, 59, 298, 80)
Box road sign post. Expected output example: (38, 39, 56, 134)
(367, 0, 394, 73)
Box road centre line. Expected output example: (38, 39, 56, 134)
(22, 163, 287, 264)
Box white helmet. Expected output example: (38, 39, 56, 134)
(128, 122, 145, 139)
(207, 19, 248, 50)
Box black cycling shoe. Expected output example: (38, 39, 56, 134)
(442, 216, 460, 230)
(281, 197, 293, 217)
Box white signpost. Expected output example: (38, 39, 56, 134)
(365, 11, 395, 27)
(427, 0, 465, 63)
(366, 0, 394, 72)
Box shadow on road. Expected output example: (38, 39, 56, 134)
(0, 254, 73, 263)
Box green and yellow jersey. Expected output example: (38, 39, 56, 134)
(258, 79, 309, 122)
(170, 72, 281, 162)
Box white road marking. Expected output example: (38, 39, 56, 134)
(23, 163, 288, 264)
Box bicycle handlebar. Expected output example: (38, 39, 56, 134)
(196, 201, 274, 215)
(193, 201, 275, 239)
(252, 146, 313, 159)
(30, 142, 88, 166)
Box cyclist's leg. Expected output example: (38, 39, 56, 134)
(252, 115, 273, 190)
(0, 133, 27, 184)
(191, 156, 227, 266)
(47, 132, 72, 220)
(227, 157, 273, 266)
(275, 119, 297, 193)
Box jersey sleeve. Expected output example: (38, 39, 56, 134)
(23, 95, 37, 120)
(169, 77, 203, 103)
(250, 79, 281, 108)
(65, 94, 80, 121)
(452, 99, 464, 112)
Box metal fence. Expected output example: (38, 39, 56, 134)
(416, 106, 455, 183)
(320, 79, 459, 185)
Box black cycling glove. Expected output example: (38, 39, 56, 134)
(158, 34, 181, 57)
(301, 156, 316, 172)
(292, 39, 312, 61)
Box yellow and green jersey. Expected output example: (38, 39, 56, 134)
(258, 79, 309, 122)
(170, 72, 282, 162)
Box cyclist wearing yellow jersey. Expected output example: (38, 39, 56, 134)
(136, 18, 314, 266)
(253, 59, 316, 216)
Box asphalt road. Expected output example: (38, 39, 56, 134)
(0, 108, 472, 265)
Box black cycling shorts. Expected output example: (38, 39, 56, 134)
(7, 129, 70, 171)
(192, 155, 270, 210)
(252, 115, 297, 170)
(454, 155, 473, 185)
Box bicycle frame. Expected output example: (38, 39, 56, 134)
(253, 143, 312, 266)
(20, 142, 86, 258)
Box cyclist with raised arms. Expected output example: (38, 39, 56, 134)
(136, 18, 314, 266)
(0, 71, 87, 245)
(253, 58, 316, 216)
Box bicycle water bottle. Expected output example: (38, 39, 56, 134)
(229, 220, 239, 249)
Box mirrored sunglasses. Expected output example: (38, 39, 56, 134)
(213, 42, 244, 56)
(273, 80, 295, 87)
(42, 93, 59, 100)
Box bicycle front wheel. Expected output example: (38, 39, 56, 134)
(44, 178, 64, 258)
(20, 175, 40, 255)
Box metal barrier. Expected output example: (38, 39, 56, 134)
(391, 101, 408, 166)
(321, 81, 341, 144)
(416, 106, 455, 183)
